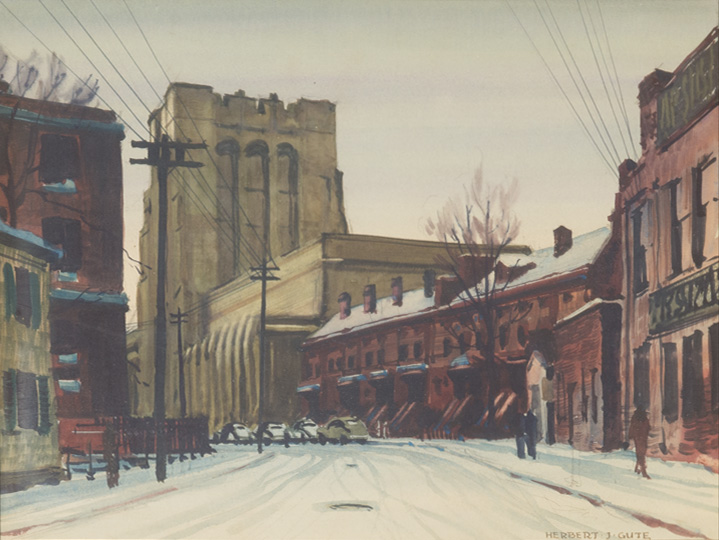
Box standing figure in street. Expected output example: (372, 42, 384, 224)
(525, 410, 538, 460)
(514, 410, 527, 459)
(628, 407, 651, 479)
(103, 423, 120, 488)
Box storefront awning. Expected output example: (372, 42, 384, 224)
(296, 384, 320, 394)
(368, 369, 390, 380)
(338, 374, 367, 386)
(397, 363, 428, 375)
(450, 354, 470, 368)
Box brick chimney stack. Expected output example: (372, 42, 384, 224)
(338, 292, 352, 319)
(423, 269, 436, 298)
(554, 226, 573, 257)
(363, 284, 377, 313)
(391, 277, 403, 306)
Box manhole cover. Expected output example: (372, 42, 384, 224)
(328, 503, 374, 511)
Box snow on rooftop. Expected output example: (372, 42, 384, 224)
(309, 288, 436, 340)
(456, 227, 612, 302)
(310, 227, 611, 342)
(0, 221, 62, 259)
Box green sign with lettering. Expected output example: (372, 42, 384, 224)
(657, 36, 718, 146)
(649, 262, 719, 334)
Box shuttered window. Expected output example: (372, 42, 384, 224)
(3, 370, 17, 431)
(16, 371, 38, 430)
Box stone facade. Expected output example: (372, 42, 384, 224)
(0, 222, 63, 492)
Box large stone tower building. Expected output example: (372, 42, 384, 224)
(131, 85, 454, 431)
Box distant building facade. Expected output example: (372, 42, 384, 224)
(0, 222, 63, 492)
(130, 84, 527, 433)
(299, 227, 623, 450)
(616, 28, 718, 470)
(0, 93, 129, 441)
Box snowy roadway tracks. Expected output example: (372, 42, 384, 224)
(1, 439, 716, 539)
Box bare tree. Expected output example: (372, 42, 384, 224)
(0, 48, 99, 105)
(0, 48, 100, 227)
(426, 166, 532, 434)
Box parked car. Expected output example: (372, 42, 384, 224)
(212, 422, 255, 444)
(287, 418, 319, 443)
(317, 417, 369, 445)
(254, 422, 289, 445)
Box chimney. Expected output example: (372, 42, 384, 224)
(338, 292, 351, 319)
(391, 276, 403, 306)
(554, 226, 573, 257)
(423, 269, 436, 298)
(363, 284, 377, 313)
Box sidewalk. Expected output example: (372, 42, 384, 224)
(430, 439, 718, 540)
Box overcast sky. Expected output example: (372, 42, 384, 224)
(1, 0, 716, 323)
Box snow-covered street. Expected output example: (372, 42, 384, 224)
(1, 440, 717, 540)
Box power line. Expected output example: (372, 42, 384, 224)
(0, 0, 146, 141)
(122, 0, 276, 269)
(505, 0, 617, 176)
(573, 0, 624, 163)
(536, 0, 621, 166)
(37, 0, 150, 139)
(581, 0, 631, 159)
(73, 0, 263, 269)
(594, 0, 637, 160)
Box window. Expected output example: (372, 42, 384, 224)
(633, 344, 650, 410)
(413, 341, 423, 359)
(39, 134, 80, 184)
(277, 143, 299, 254)
(328, 359, 335, 372)
(443, 338, 452, 357)
(376, 349, 385, 366)
(2, 370, 51, 435)
(662, 343, 678, 422)
(632, 207, 648, 293)
(365, 351, 373, 367)
(51, 319, 79, 354)
(499, 324, 509, 350)
(398, 344, 409, 363)
(3, 265, 40, 329)
(305, 362, 312, 379)
(474, 331, 483, 350)
(348, 356, 355, 370)
(42, 217, 82, 272)
(458, 333, 470, 354)
(337, 358, 345, 371)
(517, 326, 528, 348)
(710, 324, 718, 413)
(682, 331, 704, 419)
(667, 180, 682, 276)
(691, 166, 707, 268)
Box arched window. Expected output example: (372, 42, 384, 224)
(244, 140, 270, 258)
(277, 143, 299, 254)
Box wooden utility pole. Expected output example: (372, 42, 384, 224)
(130, 135, 206, 482)
(170, 307, 189, 418)
(250, 257, 279, 454)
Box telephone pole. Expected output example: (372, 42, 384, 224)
(170, 307, 189, 418)
(130, 135, 206, 482)
(250, 257, 279, 454)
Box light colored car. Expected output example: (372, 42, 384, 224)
(317, 417, 369, 445)
(287, 418, 319, 443)
(212, 422, 255, 444)
(254, 422, 289, 445)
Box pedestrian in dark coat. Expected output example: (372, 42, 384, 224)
(103, 424, 120, 488)
(514, 411, 526, 459)
(525, 410, 538, 460)
(628, 407, 651, 479)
